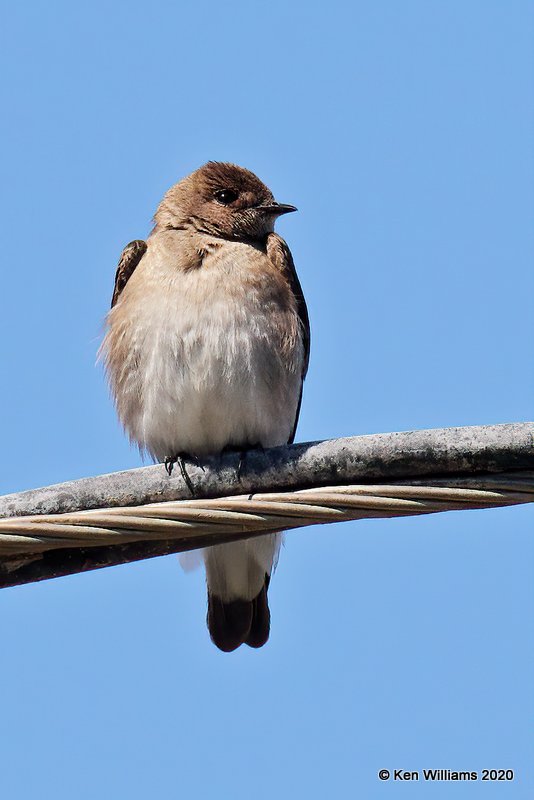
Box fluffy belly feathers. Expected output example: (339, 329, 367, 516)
(104, 247, 304, 461)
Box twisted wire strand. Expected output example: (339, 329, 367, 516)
(0, 471, 532, 557)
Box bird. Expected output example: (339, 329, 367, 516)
(101, 162, 310, 651)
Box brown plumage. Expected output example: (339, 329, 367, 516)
(102, 162, 310, 651)
(111, 240, 147, 308)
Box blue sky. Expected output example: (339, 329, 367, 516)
(0, 1, 533, 797)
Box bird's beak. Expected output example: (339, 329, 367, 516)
(257, 202, 297, 216)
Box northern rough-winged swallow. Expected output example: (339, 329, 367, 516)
(101, 162, 310, 651)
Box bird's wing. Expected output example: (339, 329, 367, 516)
(266, 232, 310, 443)
(111, 239, 148, 308)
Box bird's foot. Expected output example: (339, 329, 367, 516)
(164, 452, 201, 496)
(222, 443, 265, 482)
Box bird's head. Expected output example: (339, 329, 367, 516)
(154, 162, 296, 240)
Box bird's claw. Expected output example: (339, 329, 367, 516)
(164, 452, 198, 496)
(231, 443, 265, 483)
(164, 456, 174, 477)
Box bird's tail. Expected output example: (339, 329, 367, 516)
(203, 534, 280, 652)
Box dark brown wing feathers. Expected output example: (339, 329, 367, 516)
(111, 239, 147, 308)
(266, 232, 310, 443)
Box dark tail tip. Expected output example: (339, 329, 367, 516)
(207, 577, 271, 652)
(207, 594, 253, 652)
(245, 578, 270, 649)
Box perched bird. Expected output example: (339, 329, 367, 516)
(101, 162, 310, 651)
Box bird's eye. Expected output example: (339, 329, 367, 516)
(214, 189, 238, 205)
